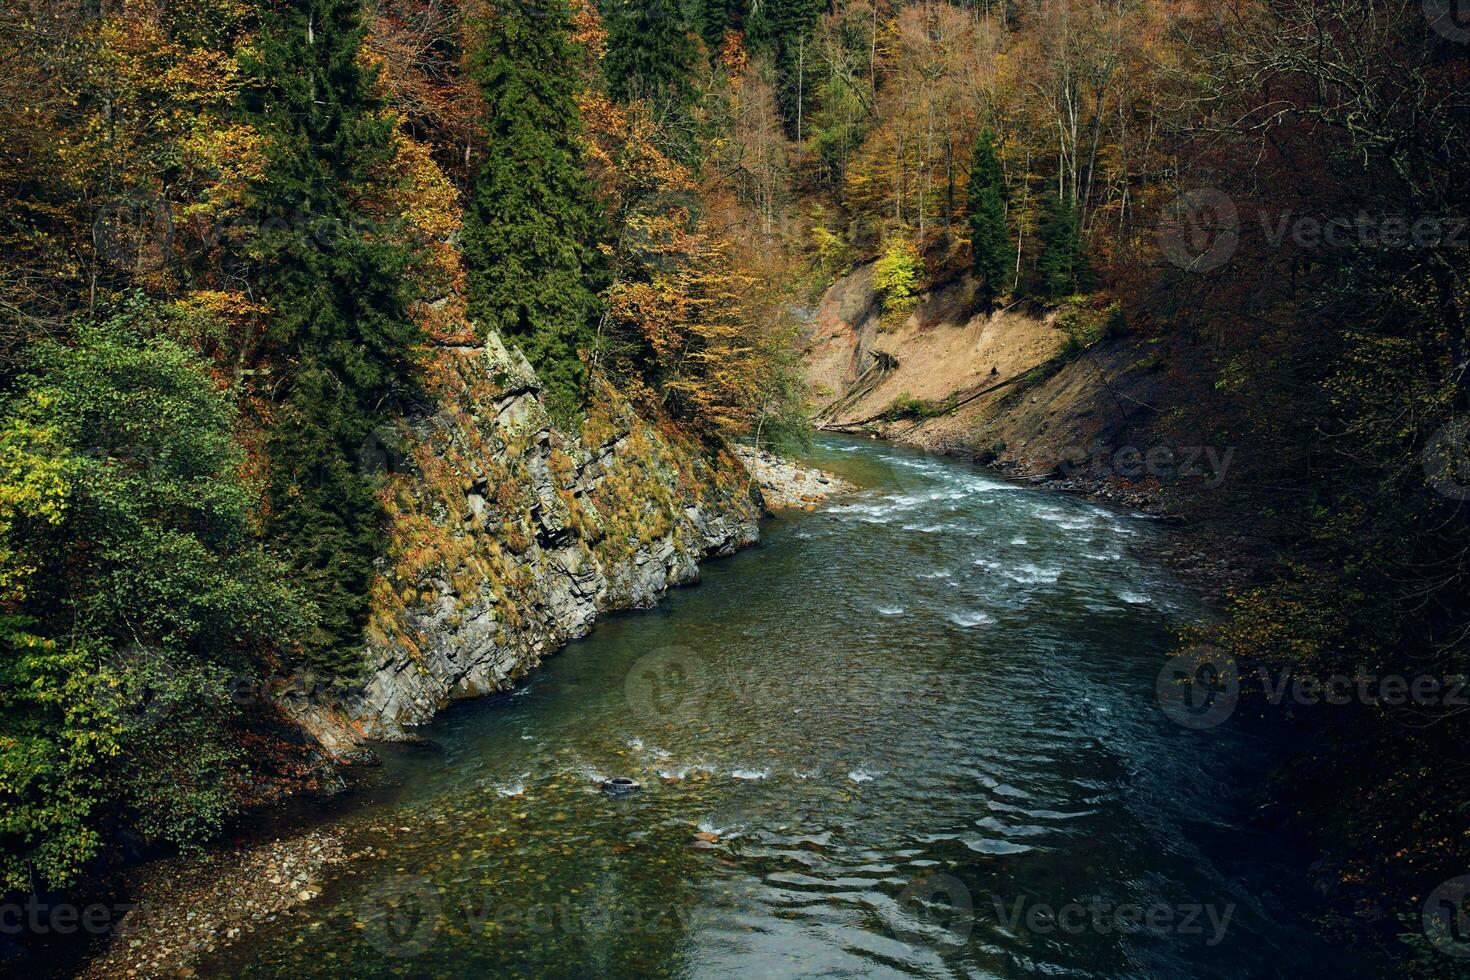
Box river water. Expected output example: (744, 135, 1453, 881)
(206, 436, 1362, 979)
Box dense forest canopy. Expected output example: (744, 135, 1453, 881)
(0, 0, 1467, 972)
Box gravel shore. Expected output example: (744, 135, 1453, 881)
(732, 444, 855, 510)
(79, 831, 345, 979)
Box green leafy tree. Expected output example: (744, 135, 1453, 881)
(244, 0, 422, 673)
(808, 68, 873, 188)
(0, 301, 307, 890)
(967, 129, 1010, 310)
(1034, 193, 1094, 299)
(872, 233, 923, 323)
(462, 0, 606, 421)
(0, 408, 101, 892)
(0, 627, 112, 893)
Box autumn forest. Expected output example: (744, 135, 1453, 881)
(2, 0, 1469, 976)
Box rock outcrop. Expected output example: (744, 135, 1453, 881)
(285, 332, 763, 751)
(730, 444, 854, 509)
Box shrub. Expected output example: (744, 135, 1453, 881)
(882, 391, 957, 421)
(808, 219, 854, 289)
(1055, 298, 1125, 358)
(872, 234, 924, 325)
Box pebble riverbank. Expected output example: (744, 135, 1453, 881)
(80, 832, 345, 980)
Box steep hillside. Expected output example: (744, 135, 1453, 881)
(803, 264, 1170, 506)
(805, 262, 1067, 428)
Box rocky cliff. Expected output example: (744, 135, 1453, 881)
(283, 331, 763, 752)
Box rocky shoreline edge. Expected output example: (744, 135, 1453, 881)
(78, 831, 346, 979)
(67, 444, 851, 980)
(994, 456, 1262, 595)
(733, 444, 856, 510)
(69, 439, 1228, 980)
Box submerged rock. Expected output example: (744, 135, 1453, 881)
(600, 777, 642, 796)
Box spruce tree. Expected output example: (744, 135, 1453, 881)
(603, 0, 699, 113)
(245, 0, 422, 674)
(967, 128, 1010, 310)
(697, 0, 732, 55)
(462, 0, 606, 421)
(745, 0, 826, 135)
(1034, 193, 1095, 299)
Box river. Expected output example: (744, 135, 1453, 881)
(204, 435, 1363, 978)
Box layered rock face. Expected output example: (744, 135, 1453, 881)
(289, 332, 762, 750)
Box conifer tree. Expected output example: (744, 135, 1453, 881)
(1034, 193, 1094, 299)
(745, 0, 826, 134)
(967, 128, 1010, 310)
(245, 0, 422, 673)
(603, 0, 699, 113)
(697, 0, 732, 55)
(462, 0, 606, 421)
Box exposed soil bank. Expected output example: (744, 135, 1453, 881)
(802, 266, 1263, 592)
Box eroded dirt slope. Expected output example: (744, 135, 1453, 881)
(802, 263, 1170, 494)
